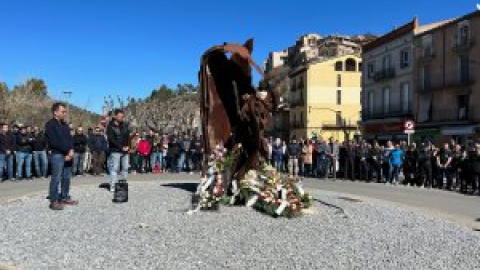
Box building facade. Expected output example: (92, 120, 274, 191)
(414, 11, 480, 145)
(289, 55, 362, 141)
(264, 33, 372, 141)
(359, 19, 418, 142)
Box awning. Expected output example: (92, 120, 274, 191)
(442, 125, 477, 136)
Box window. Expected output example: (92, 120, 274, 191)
(337, 74, 342, 87)
(291, 78, 297, 91)
(459, 25, 470, 46)
(400, 49, 410, 68)
(335, 61, 343, 71)
(300, 111, 304, 127)
(400, 82, 410, 112)
(422, 66, 431, 91)
(422, 35, 433, 57)
(382, 55, 392, 70)
(336, 111, 343, 126)
(345, 58, 356, 71)
(459, 55, 470, 84)
(383, 87, 390, 114)
(336, 90, 342, 105)
(358, 62, 363, 72)
(367, 91, 374, 116)
(457, 95, 469, 120)
(298, 76, 304, 89)
(367, 62, 375, 78)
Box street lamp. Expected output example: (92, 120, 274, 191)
(308, 106, 350, 140)
(62, 91, 73, 123)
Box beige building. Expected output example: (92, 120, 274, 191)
(414, 10, 480, 145)
(265, 33, 373, 141)
(288, 55, 362, 141)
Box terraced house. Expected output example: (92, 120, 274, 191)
(359, 16, 456, 142)
(414, 10, 480, 145)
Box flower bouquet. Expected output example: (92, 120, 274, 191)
(188, 144, 312, 218)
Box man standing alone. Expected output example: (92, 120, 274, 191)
(106, 109, 130, 192)
(45, 102, 78, 210)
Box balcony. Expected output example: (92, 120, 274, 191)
(361, 109, 413, 121)
(452, 36, 475, 52)
(289, 98, 304, 108)
(419, 77, 475, 93)
(321, 121, 358, 131)
(431, 106, 474, 123)
(292, 122, 306, 129)
(372, 68, 396, 82)
(418, 51, 435, 64)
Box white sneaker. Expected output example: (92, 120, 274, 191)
(110, 186, 115, 192)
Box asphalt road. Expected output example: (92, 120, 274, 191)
(0, 173, 479, 230)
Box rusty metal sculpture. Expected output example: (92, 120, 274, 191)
(199, 39, 279, 185)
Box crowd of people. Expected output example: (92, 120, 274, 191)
(2, 103, 480, 210)
(269, 136, 480, 195)
(0, 120, 205, 184)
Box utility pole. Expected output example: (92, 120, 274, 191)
(62, 91, 73, 123)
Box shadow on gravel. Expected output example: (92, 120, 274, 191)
(98, 183, 111, 190)
(161, 183, 198, 193)
(313, 198, 348, 218)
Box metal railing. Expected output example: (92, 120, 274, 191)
(372, 67, 396, 82)
(419, 77, 475, 92)
(361, 109, 413, 121)
(452, 35, 475, 52)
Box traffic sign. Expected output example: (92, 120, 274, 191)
(404, 120, 415, 131)
(404, 130, 415, 134)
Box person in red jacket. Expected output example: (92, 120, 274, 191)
(137, 135, 151, 173)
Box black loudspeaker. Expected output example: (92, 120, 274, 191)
(113, 180, 128, 203)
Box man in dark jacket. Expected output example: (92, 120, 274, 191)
(418, 142, 433, 188)
(16, 126, 34, 180)
(191, 135, 204, 174)
(168, 136, 181, 173)
(106, 109, 130, 191)
(179, 134, 192, 172)
(468, 144, 480, 195)
(32, 126, 48, 178)
(0, 123, 15, 181)
(72, 127, 88, 176)
(286, 137, 301, 177)
(88, 127, 108, 176)
(45, 102, 77, 210)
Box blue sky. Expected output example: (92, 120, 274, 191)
(0, 0, 477, 113)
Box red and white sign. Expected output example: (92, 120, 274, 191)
(404, 120, 415, 130)
(404, 120, 415, 134)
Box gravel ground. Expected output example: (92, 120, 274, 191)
(0, 181, 479, 270)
